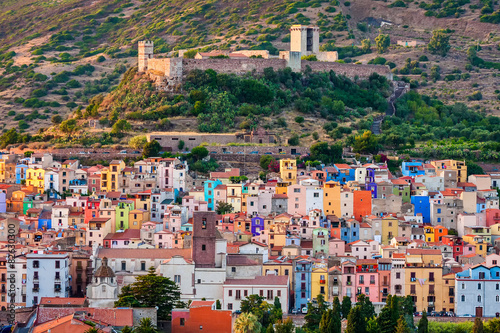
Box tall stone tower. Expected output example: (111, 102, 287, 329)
(191, 211, 216, 268)
(290, 25, 319, 55)
(138, 41, 154, 72)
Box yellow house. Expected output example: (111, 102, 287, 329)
(0, 155, 17, 183)
(279, 159, 297, 185)
(311, 263, 328, 301)
(101, 160, 125, 192)
(423, 226, 435, 243)
(226, 184, 243, 213)
(442, 273, 456, 313)
(276, 182, 289, 195)
(462, 234, 488, 257)
(268, 224, 287, 250)
(323, 181, 341, 216)
(128, 209, 147, 229)
(430, 160, 467, 183)
(405, 249, 444, 313)
(381, 216, 399, 245)
(263, 257, 293, 285)
(25, 168, 45, 194)
(0, 159, 6, 183)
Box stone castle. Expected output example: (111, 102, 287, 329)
(138, 25, 393, 91)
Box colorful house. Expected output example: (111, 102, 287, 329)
(15, 163, 28, 184)
(115, 200, 134, 230)
(323, 181, 341, 216)
(280, 159, 297, 185)
(294, 259, 313, 311)
(204, 179, 222, 211)
(311, 262, 328, 301)
(25, 167, 45, 193)
(355, 259, 380, 303)
(411, 195, 431, 224)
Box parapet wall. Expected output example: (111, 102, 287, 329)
(302, 61, 393, 80)
(182, 58, 288, 75)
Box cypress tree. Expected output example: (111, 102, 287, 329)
(341, 296, 352, 319)
(417, 311, 429, 333)
(319, 309, 332, 333)
(473, 317, 484, 333)
(395, 315, 410, 333)
(346, 306, 366, 333)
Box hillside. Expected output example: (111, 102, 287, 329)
(0, 0, 499, 137)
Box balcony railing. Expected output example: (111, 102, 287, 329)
(320, 280, 326, 284)
(32, 288, 39, 292)
(346, 281, 352, 286)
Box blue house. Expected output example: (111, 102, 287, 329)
(411, 195, 431, 224)
(365, 168, 378, 198)
(477, 198, 487, 213)
(0, 192, 5, 213)
(340, 219, 360, 243)
(285, 234, 301, 247)
(15, 163, 28, 184)
(294, 259, 313, 311)
(402, 162, 426, 177)
(38, 210, 52, 229)
(204, 179, 222, 211)
(325, 164, 355, 185)
(251, 216, 265, 236)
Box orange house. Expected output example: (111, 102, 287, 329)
(171, 301, 232, 333)
(353, 190, 372, 222)
(433, 226, 448, 242)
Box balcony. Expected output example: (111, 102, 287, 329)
(429, 290, 435, 295)
(359, 280, 364, 285)
(320, 280, 326, 284)
(33, 276, 39, 282)
(76, 266, 83, 271)
(428, 301, 434, 306)
(54, 288, 61, 293)
(346, 281, 352, 286)
(32, 287, 39, 292)
(370, 280, 376, 285)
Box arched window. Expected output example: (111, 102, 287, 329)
(477, 295, 481, 302)
(496, 295, 500, 302)
(461, 295, 465, 302)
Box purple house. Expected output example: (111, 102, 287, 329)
(365, 168, 378, 198)
(251, 216, 265, 236)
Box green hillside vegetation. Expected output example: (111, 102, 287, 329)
(93, 66, 390, 133)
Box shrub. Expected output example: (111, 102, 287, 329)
(295, 116, 305, 124)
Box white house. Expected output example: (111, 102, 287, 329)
(26, 252, 70, 306)
(51, 205, 71, 230)
(222, 275, 289, 312)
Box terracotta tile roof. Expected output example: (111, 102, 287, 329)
(406, 249, 442, 255)
(335, 164, 352, 169)
(190, 301, 215, 308)
(392, 253, 406, 259)
(36, 308, 134, 326)
(391, 179, 408, 185)
(39, 297, 86, 306)
(103, 229, 141, 240)
(97, 248, 191, 259)
(227, 255, 259, 266)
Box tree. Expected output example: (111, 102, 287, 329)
(24, 151, 34, 157)
(375, 34, 390, 53)
(271, 297, 283, 323)
(288, 134, 299, 146)
(428, 30, 451, 56)
(178, 140, 185, 150)
(142, 140, 161, 158)
(361, 39, 372, 53)
(319, 309, 333, 333)
(51, 115, 63, 124)
(467, 161, 484, 176)
(190, 146, 209, 161)
(377, 306, 394, 333)
(111, 119, 131, 136)
(304, 294, 327, 331)
(59, 119, 77, 133)
(215, 201, 234, 214)
(115, 267, 181, 320)
(357, 294, 375, 320)
(341, 296, 352, 319)
(473, 317, 484, 333)
(395, 315, 410, 333)
(260, 155, 274, 170)
(417, 311, 428, 333)
(216, 299, 222, 309)
(134, 318, 159, 333)
(129, 135, 147, 149)
(366, 316, 380, 333)
(346, 306, 366, 333)
(183, 49, 198, 59)
(353, 130, 378, 154)
(234, 313, 262, 333)
(274, 318, 294, 333)
(121, 326, 134, 333)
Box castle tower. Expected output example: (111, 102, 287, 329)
(86, 257, 118, 308)
(191, 211, 216, 268)
(138, 41, 154, 72)
(290, 25, 319, 55)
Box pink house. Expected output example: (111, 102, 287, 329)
(349, 240, 371, 260)
(329, 238, 346, 257)
(182, 196, 208, 218)
(485, 208, 500, 227)
(341, 260, 356, 302)
(154, 230, 174, 248)
(462, 243, 476, 256)
(355, 259, 380, 303)
(214, 184, 227, 206)
(287, 184, 307, 216)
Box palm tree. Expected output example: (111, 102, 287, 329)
(234, 313, 262, 333)
(134, 318, 159, 333)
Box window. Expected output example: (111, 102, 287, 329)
(202, 244, 206, 251)
(55, 261, 60, 269)
(33, 261, 39, 268)
(244, 290, 248, 297)
(141, 262, 146, 271)
(478, 283, 481, 290)
(479, 272, 485, 279)
(496, 295, 500, 302)
(462, 283, 465, 290)
(461, 295, 465, 302)
(396, 272, 401, 279)
(180, 318, 185, 326)
(228, 290, 232, 297)
(410, 285, 416, 294)
(267, 290, 273, 300)
(236, 290, 241, 300)
(478, 295, 481, 302)
(429, 272, 434, 282)
(121, 261, 126, 271)
(231, 267, 236, 273)
(202, 218, 207, 229)
(277, 290, 281, 297)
